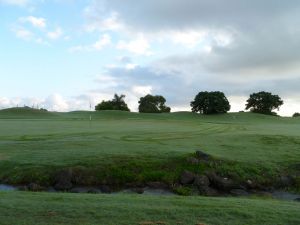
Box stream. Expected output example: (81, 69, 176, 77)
(0, 184, 299, 201)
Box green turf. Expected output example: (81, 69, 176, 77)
(0, 191, 299, 225)
(0, 108, 300, 224)
(0, 108, 299, 185)
(0, 109, 299, 166)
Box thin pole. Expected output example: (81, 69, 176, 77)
(89, 101, 92, 128)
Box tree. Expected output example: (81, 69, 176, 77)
(245, 91, 283, 115)
(191, 91, 230, 114)
(293, 112, 300, 117)
(138, 94, 171, 113)
(95, 94, 130, 111)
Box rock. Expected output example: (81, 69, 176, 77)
(46, 187, 57, 192)
(19, 186, 28, 191)
(194, 175, 210, 189)
(245, 179, 265, 190)
(195, 150, 211, 161)
(278, 175, 294, 187)
(69, 187, 84, 193)
(246, 179, 254, 189)
(125, 182, 144, 188)
(244, 179, 260, 190)
(146, 182, 168, 189)
(27, 183, 45, 192)
(133, 188, 144, 194)
(54, 169, 73, 191)
(100, 185, 111, 193)
(194, 175, 218, 196)
(251, 190, 273, 198)
(199, 186, 219, 196)
(207, 172, 236, 192)
(294, 198, 300, 202)
(230, 189, 249, 196)
(186, 157, 200, 165)
(180, 170, 196, 185)
(87, 188, 101, 194)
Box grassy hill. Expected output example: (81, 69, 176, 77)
(0, 108, 299, 186)
(0, 107, 58, 118)
(0, 108, 299, 224)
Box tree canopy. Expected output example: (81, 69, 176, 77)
(138, 94, 171, 113)
(245, 91, 283, 115)
(190, 91, 230, 114)
(95, 94, 130, 111)
(293, 112, 300, 117)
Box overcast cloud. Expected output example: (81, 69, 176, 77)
(84, 0, 300, 114)
(1, 0, 300, 115)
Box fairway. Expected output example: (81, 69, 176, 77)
(0, 108, 300, 224)
(0, 109, 299, 169)
(0, 109, 299, 187)
(0, 191, 299, 225)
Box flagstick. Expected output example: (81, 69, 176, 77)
(89, 101, 92, 128)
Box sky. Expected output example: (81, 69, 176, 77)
(1, 0, 300, 116)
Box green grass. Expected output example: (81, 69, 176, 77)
(0, 108, 299, 186)
(0, 108, 300, 224)
(0, 191, 299, 225)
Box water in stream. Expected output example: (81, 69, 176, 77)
(0, 184, 299, 201)
(0, 184, 17, 191)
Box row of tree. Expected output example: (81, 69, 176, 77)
(95, 94, 170, 113)
(95, 91, 297, 116)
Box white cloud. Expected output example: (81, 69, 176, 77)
(69, 34, 111, 52)
(100, 12, 124, 31)
(47, 27, 63, 40)
(11, 26, 49, 45)
(117, 35, 152, 55)
(125, 63, 138, 70)
(170, 30, 207, 48)
(13, 27, 33, 40)
(94, 74, 118, 89)
(228, 95, 248, 113)
(0, 94, 69, 112)
(85, 11, 124, 32)
(132, 85, 152, 96)
(0, 96, 42, 109)
(12, 16, 66, 45)
(20, 16, 46, 28)
(227, 95, 300, 116)
(35, 37, 49, 45)
(93, 34, 111, 50)
(0, 97, 13, 108)
(43, 94, 69, 111)
(117, 56, 132, 64)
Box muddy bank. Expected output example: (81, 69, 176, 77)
(1, 183, 300, 202)
(0, 184, 175, 196)
(0, 150, 299, 202)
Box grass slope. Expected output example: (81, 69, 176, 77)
(0, 108, 300, 225)
(0, 107, 57, 119)
(0, 108, 299, 186)
(0, 191, 299, 225)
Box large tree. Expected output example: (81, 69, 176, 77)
(95, 94, 130, 111)
(245, 91, 283, 115)
(191, 91, 230, 114)
(293, 112, 300, 117)
(138, 94, 171, 113)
